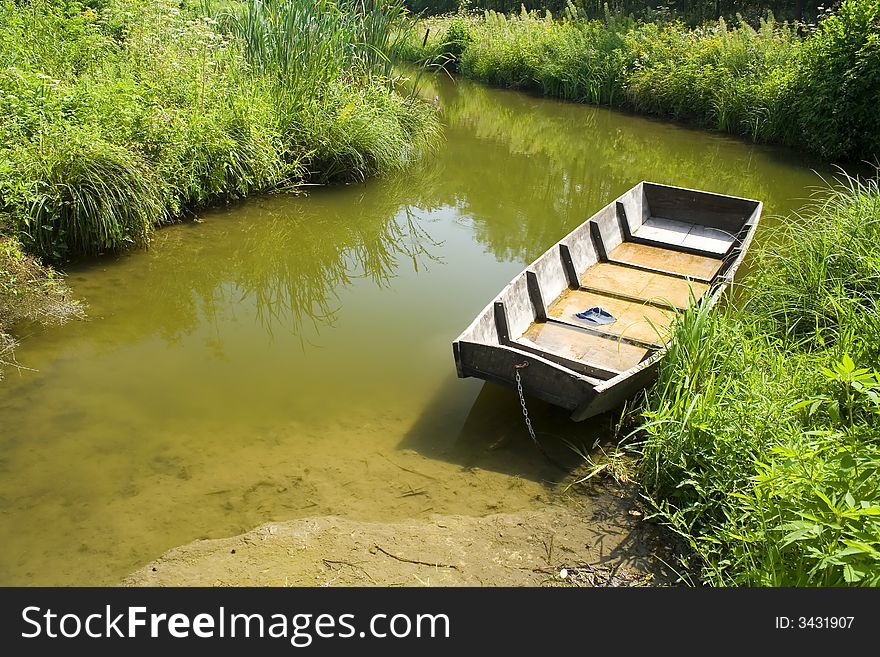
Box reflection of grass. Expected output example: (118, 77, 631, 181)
(410, 69, 827, 266)
(236, 192, 445, 341)
(0, 236, 81, 378)
(405, 4, 880, 162)
(130, 169, 445, 345)
(635, 174, 880, 586)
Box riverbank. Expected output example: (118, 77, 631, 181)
(125, 477, 675, 586)
(632, 175, 880, 586)
(0, 0, 439, 359)
(403, 1, 879, 162)
(0, 237, 81, 378)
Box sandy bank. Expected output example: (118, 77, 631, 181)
(125, 486, 677, 586)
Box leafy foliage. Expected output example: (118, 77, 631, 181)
(403, 1, 880, 161)
(0, 0, 439, 260)
(637, 174, 880, 586)
(407, 1, 830, 25)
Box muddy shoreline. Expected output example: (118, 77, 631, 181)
(125, 481, 678, 587)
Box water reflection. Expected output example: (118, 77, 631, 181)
(71, 179, 446, 348)
(414, 72, 835, 263)
(225, 190, 444, 341)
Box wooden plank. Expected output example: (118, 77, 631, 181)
(559, 243, 580, 288)
(682, 223, 738, 254)
(579, 286, 686, 312)
(547, 317, 662, 351)
(580, 262, 708, 310)
(493, 301, 510, 341)
(518, 321, 648, 375)
(455, 340, 600, 409)
(634, 216, 689, 245)
(526, 271, 548, 322)
(589, 221, 608, 261)
(509, 333, 621, 380)
(546, 287, 674, 346)
(608, 241, 721, 281)
(642, 182, 758, 233)
(570, 361, 661, 421)
(615, 201, 633, 240)
(627, 234, 734, 261)
(496, 300, 616, 379)
(634, 217, 736, 257)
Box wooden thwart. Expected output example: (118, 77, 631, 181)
(581, 262, 708, 311)
(608, 241, 722, 281)
(631, 216, 737, 259)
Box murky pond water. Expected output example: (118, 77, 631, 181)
(0, 73, 834, 585)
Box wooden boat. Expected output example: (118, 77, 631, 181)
(452, 181, 762, 421)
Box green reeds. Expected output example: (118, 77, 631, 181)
(636, 172, 880, 586)
(0, 0, 439, 260)
(229, 0, 414, 89)
(403, 0, 880, 161)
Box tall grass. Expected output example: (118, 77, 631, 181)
(230, 0, 416, 88)
(407, 2, 828, 25)
(403, 0, 880, 161)
(636, 173, 880, 586)
(0, 0, 439, 261)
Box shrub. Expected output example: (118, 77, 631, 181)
(3, 128, 163, 259)
(793, 0, 880, 160)
(637, 174, 880, 586)
(403, 2, 880, 161)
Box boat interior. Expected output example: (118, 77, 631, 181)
(466, 182, 761, 382)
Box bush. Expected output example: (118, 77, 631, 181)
(403, 2, 880, 161)
(637, 175, 880, 586)
(4, 128, 163, 259)
(794, 0, 880, 160)
(0, 0, 440, 260)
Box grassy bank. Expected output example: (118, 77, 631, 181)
(634, 175, 880, 586)
(0, 237, 81, 378)
(407, 2, 827, 25)
(0, 0, 440, 362)
(404, 0, 880, 162)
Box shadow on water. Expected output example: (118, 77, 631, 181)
(398, 374, 621, 483)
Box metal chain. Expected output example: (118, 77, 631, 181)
(514, 362, 538, 447)
(514, 362, 568, 472)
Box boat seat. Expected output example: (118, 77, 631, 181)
(580, 262, 708, 311)
(634, 217, 736, 255)
(608, 241, 723, 281)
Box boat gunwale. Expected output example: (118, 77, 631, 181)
(452, 181, 763, 419)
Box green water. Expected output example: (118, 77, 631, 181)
(0, 74, 834, 585)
